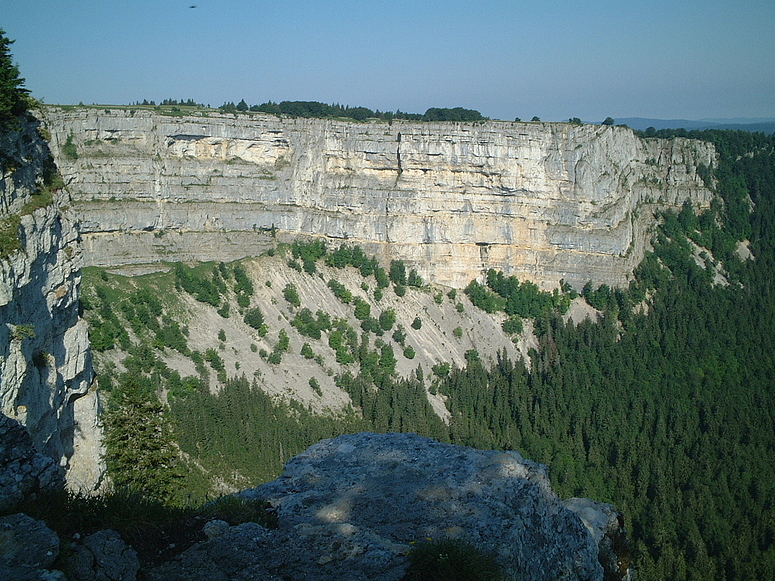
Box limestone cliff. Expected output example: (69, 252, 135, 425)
(43, 108, 714, 289)
(0, 114, 100, 492)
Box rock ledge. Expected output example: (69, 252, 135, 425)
(150, 432, 631, 581)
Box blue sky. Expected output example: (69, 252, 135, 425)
(2, 0, 773, 121)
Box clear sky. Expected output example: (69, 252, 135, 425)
(2, 0, 773, 122)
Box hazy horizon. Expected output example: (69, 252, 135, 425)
(3, 0, 773, 122)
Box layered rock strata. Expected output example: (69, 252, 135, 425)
(0, 115, 100, 491)
(43, 108, 714, 289)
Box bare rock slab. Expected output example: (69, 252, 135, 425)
(152, 433, 629, 580)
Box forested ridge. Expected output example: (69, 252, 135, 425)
(85, 129, 774, 581)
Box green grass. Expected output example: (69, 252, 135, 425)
(0, 213, 22, 258)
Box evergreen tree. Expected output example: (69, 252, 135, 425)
(0, 29, 30, 131)
(102, 374, 182, 501)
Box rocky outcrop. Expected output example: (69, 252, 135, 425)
(67, 529, 140, 581)
(0, 512, 63, 581)
(0, 413, 63, 512)
(0, 114, 100, 492)
(149, 432, 632, 581)
(43, 108, 714, 289)
(0, 512, 139, 581)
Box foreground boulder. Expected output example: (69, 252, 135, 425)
(0, 513, 63, 581)
(150, 432, 631, 580)
(0, 413, 63, 512)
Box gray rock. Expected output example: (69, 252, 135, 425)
(564, 498, 633, 581)
(67, 530, 139, 581)
(0, 414, 64, 512)
(1, 114, 101, 494)
(0, 564, 67, 580)
(0, 512, 66, 580)
(149, 433, 623, 581)
(202, 519, 230, 539)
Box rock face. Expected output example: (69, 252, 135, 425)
(0, 413, 63, 512)
(149, 432, 631, 581)
(0, 115, 100, 492)
(43, 108, 714, 289)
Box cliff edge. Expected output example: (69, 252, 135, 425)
(44, 108, 714, 289)
(0, 113, 100, 492)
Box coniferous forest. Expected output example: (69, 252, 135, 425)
(89, 129, 775, 581)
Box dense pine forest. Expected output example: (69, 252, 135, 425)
(88, 129, 774, 581)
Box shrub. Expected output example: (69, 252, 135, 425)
(11, 324, 35, 341)
(328, 279, 352, 303)
(394, 284, 407, 297)
(353, 297, 371, 321)
(407, 269, 423, 288)
(283, 283, 301, 308)
(389, 260, 407, 285)
(502, 316, 523, 334)
(300, 342, 315, 359)
(277, 329, 290, 352)
(292, 307, 323, 339)
(464, 280, 504, 313)
(62, 134, 78, 160)
(361, 316, 381, 334)
(403, 345, 416, 359)
(432, 362, 450, 378)
(392, 325, 406, 345)
(379, 308, 396, 331)
(204, 348, 225, 372)
(411, 317, 422, 330)
(173, 263, 221, 307)
(374, 265, 390, 288)
(402, 538, 502, 581)
(453, 327, 463, 338)
(244, 307, 265, 329)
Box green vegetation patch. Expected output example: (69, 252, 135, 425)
(402, 538, 502, 581)
(465, 269, 570, 319)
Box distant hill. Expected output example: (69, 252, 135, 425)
(613, 117, 775, 134)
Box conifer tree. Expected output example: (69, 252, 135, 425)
(102, 374, 182, 501)
(0, 29, 30, 131)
